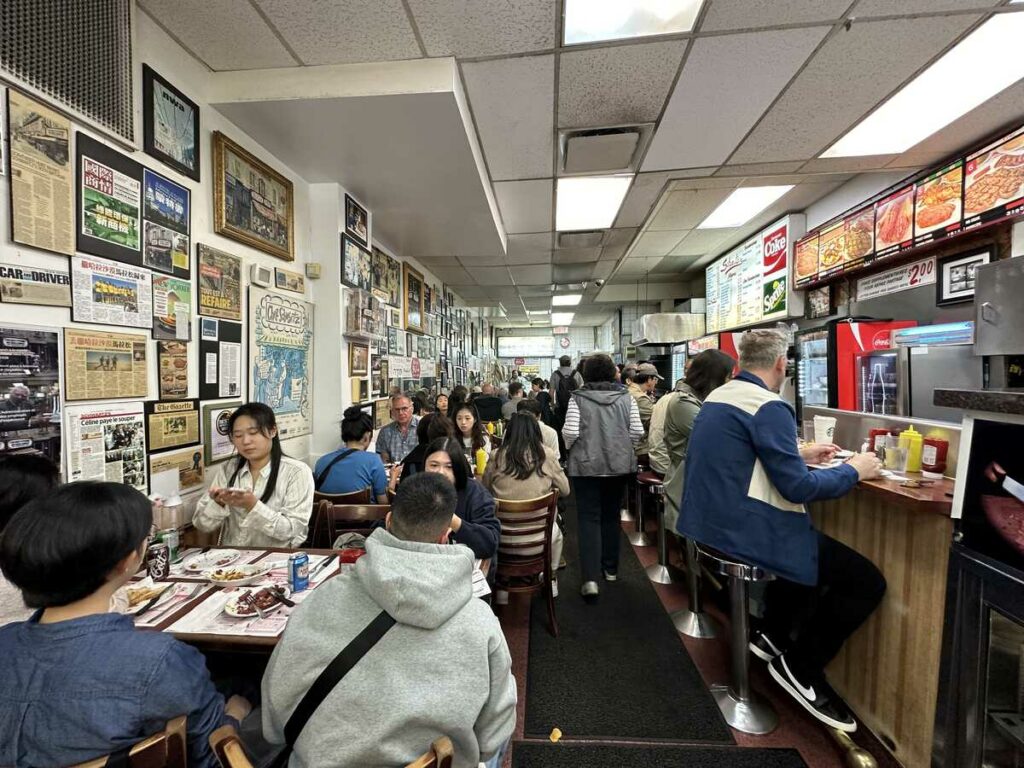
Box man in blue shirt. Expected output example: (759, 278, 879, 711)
(375, 394, 420, 464)
(678, 329, 883, 733)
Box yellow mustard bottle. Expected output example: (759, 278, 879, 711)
(475, 447, 487, 476)
(898, 425, 923, 473)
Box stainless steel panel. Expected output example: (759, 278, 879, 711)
(975, 259, 1024, 356)
(908, 345, 984, 422)
(632, 313, 706, 345)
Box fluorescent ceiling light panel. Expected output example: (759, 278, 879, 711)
(527, 310, 550, 315)
(564, 0, 704, 45)
(556, 175, 633, 232)
(697, 186, 793, 229)
(823, 13, 1024, 157)
(552, 294, 583, 306)
(551, 312, 576, 325)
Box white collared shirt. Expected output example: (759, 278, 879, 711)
(193, 455, 314, 548)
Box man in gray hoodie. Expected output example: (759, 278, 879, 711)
(261, 472, 516, 767)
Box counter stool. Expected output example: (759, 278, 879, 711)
(695, 542, 777, 735)
(671, 537, 719, 639)
(638, 473, 678, 584)
(628, 470, 657, 547)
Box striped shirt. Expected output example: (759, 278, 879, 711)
(562, 395, 644, 450)
(193, 455, 314, 548)
(374, 417, 420, 463)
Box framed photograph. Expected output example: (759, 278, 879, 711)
(404, 263, 425, 334)
(157, 341, 189, 400)
(379, 359, 389, 396)
(374, 398, 390, 430)
(202, 401, 242, 465)
(144, 399, 200, 453)
(274, 267, 305, 294)
(937, 249, 991, 306)
(341, 235, 372, 292)
(77, 133, 144, 266)
(388, 306, 402, 328)
(349, 342, 369, 376)
(142, 168, 190, 278)
(805, 284, 834, 319)
(387, 326, 405, 356)
(212, 131, 294, 261)
(142, 65, 200, 181)
(351, 378, 369, 403)
(345, 194, 369, 246)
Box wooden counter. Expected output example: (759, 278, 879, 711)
(811, 476, 955, 768)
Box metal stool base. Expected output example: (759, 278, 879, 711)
(620, 508, 635, 522)
(711, 684, 778, 735)
(627, 530, 654, 547)
(672, 608, 719, 638)
(645, 563, 677, 584)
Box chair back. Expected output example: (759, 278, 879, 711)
(404, 737, 454, 768)
(208, 725, 254, 768)
(313, 487, 372, 505)
(73, 716, 187, 768)
(494, 491, 558, 567)
(312, 500, 390, 547)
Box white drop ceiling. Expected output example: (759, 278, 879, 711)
(139, 0, 1024, 327)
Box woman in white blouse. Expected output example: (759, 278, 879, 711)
(193, 403, 314, 547)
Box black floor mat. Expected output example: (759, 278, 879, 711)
(524, 505, 733, 743)
(512, 742, 808, 767)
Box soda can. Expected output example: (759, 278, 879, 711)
(156, 528, 180, 563)
(147, 542, 170, 580)
(289, 552, 310, 592)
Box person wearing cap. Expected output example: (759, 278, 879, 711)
(628, 363, 661, 457)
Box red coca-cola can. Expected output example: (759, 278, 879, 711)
(147, 542, 170, 580)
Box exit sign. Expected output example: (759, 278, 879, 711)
(552, 326, 570, 334)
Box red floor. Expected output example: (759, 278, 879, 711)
(495, 521, 903, 768)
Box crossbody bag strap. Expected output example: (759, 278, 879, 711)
(314, 449, 357, 490)
(282, 609, 396, 748)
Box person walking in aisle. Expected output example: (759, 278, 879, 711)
(562, 354, 643, 601)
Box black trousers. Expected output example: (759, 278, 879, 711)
(573, 475, 628, 583)
(761, 531, 886, 675)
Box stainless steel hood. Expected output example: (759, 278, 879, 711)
(631, 313, 706, 346)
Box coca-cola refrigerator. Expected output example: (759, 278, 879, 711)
(795, 318, 917, 419)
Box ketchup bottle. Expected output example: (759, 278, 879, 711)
(921, 436, 949, 479)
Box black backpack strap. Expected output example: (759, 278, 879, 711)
(282, 610, 396, 749)
(314, 449, 357, 489)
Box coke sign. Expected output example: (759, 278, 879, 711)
(762, 224, 788, 276)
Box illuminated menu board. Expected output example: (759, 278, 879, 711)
(874, 185, 915, 258)
(687, 334, 719, 356)
(705, 217, 800, 334)
(964, 125, 1024, 228)
(914, 161, 963, 245)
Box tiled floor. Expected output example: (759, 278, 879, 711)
(495, 521, 903, 768)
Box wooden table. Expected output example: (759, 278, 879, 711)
(811, 476, 955, 768)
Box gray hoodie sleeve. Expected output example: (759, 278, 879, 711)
(475, 625, 517, 761)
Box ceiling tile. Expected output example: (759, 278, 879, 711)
(428, 265, 474, 283)
(700, 0, 851, 32)
(603, 228, 638, 247)
(854, 0, 1002, 15)
(642, 27, 828, 171)
(252, 0, 420, 65)
(648, 188, 733, 231)
(669, 176, 743, 191)
(798, 154, 900, 174)
(600, 244, 628, 261)
(139, 0, 297, 70)
(630, 230, 686, 257)
(510, 264, 553, 285)
(521, 296, 551, 310)
(731, 15, 982, 163)
(517, 284, 554, 296)
(614, 171, 674, 228)
(414, 255, 461, 267)
(553, 247, 601, 264)
(508, 232, 553, 256)
(467, 266, 513, 285)
(462, 55, 554, 181)
(652, 255, 700, 274)
(614, 257, 664, 277)
(407, 0, 556, 57)
(716, 161, 806, 177)
(670, 228, 737, 256)
(553, 262, 596, 283)
(493, 179, 553, 234)
(591, 261, 616, 279)
(558, 40, 686, 129)
(450, 284, 490, 298)
(459, 252, 516, 266)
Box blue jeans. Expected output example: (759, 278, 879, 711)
(483, 737, 511, 768)
(572, 475, 628, 583)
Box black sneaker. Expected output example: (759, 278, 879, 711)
(768, 654, 857, 732)
(602, 570, 618, 582)
(749, 630, 785, 662)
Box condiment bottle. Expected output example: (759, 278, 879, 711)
(898, 426, 923, 473)
(475, 447, 487, 477)
(921, 435, 949, 479)
(868, 428, 890, 455)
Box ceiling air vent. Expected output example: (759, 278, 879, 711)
(560, 124, 654, 174)
(558, 230, 604, 249)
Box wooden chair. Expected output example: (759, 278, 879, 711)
(308, 488, 374, 547)
(208, 725, 254, 768)
(494, 491, 559, 637)
(73, 716, 187, 768)
(312, 500, 390, 548)
(404, 737, 454, 768)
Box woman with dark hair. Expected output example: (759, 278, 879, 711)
(314, 406, 388, 502)
(193, 402, 314, 547)
(482, 414, 569, 581)
(422, 437, 500, 560)
(0, 481, 250, 767)
(661, 349, 735, 529)
(453, 402, 491, 461)
(397, 412, 455, 485)
(0, 453, 60, 626)
(447, 385, 470, 418)
(562, 353, 644, 601)
(433, 392, 449, 415)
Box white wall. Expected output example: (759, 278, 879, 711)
(804, 171, 915, 230)
(494, 326, 597, 380)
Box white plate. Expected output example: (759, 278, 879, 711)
(202, 564, 271, 587)
(184, 549, 241, 573)
(223, 587, 290, 618)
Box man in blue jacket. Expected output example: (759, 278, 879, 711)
(678, 329, 883, 733)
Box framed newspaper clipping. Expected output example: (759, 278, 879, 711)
(63, 328, 149, 401)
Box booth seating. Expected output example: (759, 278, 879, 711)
(313, 487, 372, 506)
(636, 471, 679, 585)
(695, 543, 778, 735)
(74, 716, 186, 768)
(672, 538, 719, 639)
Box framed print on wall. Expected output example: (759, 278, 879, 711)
(142, 65, 200, 181)
(341, 235, 372, 292)
(213, 131, 294, 261)
(202, 400, 242, 465)
(936, 249, 991, 306)
(345, 194, 369, 246)
(348, 342, 369, 376)
(404, 263, 425, 334)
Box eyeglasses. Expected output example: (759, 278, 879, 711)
(393, 406, 412, 413)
